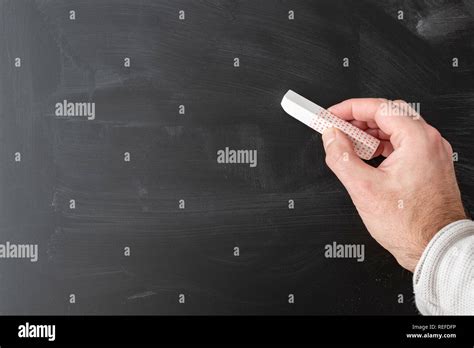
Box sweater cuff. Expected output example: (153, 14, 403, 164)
(413, 219, 474, 315)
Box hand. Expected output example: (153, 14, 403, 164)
(321, 98, 466, 272)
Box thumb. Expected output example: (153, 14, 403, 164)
(321, 128, 378, 194)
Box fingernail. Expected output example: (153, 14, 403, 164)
(322, 128, 337, 150)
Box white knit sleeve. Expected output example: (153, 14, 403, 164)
(413, 219, 474, 315)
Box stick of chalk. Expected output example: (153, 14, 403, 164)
(281, 90, 380, 160)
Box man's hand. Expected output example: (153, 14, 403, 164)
(321, 98, 466, 272)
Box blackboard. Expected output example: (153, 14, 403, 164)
(1, 0, 473, 315)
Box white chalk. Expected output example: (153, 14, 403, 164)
(281, 90, 380, 160)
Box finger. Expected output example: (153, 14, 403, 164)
(321, 128, 381, 194)
(349, 120, 368, 130)
(365, 128, 391, 140)
(328, 98, 386, 122)
(375, 140, 394, 157)
(328, 98, 427, 149)
(366, 120, 378, 129)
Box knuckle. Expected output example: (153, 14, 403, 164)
(442, 138, 453, 155)
(376, 98, 389, 106)
(425, 126, 443, 143)
(393, 99, 408, 105)
(350, 178, 375, 197)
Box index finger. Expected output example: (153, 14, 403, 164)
(328, 98, 427, 148)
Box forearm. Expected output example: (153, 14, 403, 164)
(414, 219, 474, 315)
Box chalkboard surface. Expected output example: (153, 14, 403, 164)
(0, 0, 473, 315)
